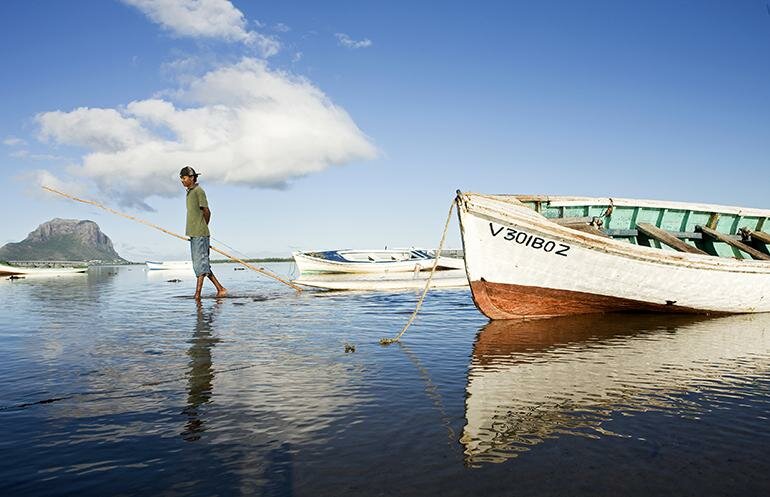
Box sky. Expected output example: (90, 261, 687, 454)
(1, 0, 769, 261)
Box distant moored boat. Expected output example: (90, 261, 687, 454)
(292, 249, 464, 274)
(0, 262, 87, 276)
(456, 191, 770, 319)
(145, 260, 193, 271)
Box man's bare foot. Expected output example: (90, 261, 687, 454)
(216, 288, 228, 297)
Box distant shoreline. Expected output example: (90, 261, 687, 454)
(132, 258, 293, 265)
(2, 258, 294, 267)
(211, 258, 293, 263)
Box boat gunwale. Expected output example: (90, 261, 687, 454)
(474, 193, 770, 218)
(460, 193, 770, 274)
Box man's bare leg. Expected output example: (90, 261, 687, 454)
(208, 272, 227, 297)
(194, 275, 205, 300)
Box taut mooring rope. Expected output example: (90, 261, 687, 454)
(41, 186, 303, 292)
(380, 199, 457, 345)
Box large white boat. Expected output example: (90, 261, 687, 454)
(0, 262, 88, 276)
(145, 260, 193, 271)
(455, 192, 770, 319)
(292, 249, 464, 274)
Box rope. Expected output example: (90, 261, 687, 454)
(41, 186, 303, 293)
(380, 199, 456, 345)
(599, 198, 615, 219)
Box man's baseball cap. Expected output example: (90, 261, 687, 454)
(179, 165, 199, 177)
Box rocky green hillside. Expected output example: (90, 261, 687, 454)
(0, 218, 126, 262)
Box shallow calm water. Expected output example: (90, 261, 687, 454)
(2, 263, 770, 496)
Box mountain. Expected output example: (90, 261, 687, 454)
(0, 218, 127, 262)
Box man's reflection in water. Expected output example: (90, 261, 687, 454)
(182, 299, 222, 441)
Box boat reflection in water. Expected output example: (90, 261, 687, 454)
(293, 268, 468, 291)
(461, 313, 770, 466)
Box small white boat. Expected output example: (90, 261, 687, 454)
(292, 249, 464, 274)
(145, 260, 193, 271)
(0, 262, 87, 276)
(293, 269, 469, 291)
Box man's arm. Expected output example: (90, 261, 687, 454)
(201, 206, 211, 225)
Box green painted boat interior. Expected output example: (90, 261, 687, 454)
(517, 199, 770, 260)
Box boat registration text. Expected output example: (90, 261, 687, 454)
(489, 223, 571, 257)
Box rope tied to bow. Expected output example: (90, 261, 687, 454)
(380, 199, 457, 345)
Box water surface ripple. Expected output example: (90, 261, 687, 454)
(1, 263, 770, 496)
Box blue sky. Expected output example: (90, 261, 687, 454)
(1, 0, 769, 260)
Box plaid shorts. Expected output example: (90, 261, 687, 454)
(190, 236, 211, 277)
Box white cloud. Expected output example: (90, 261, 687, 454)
(248, 32, 281, 58)
(3, 136, 26, 146)
(273, 23, 290, 33)
(160, 55, 207, 82)
(35, 58, 378, 209)
(122, 0, 280, 56)
(335, 33, 372, 49)
(10, 150, 66, 161)
(37, 108, 152, 152)
(28, 170, 90, 200)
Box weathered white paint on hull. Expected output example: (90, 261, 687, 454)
(457, 193, 770, 318)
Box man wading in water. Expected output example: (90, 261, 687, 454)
(180, 166, 227, 300)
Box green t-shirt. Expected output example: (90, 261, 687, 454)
(185, 185, 210, 237)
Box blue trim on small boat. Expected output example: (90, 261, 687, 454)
(303, 250, 435, 263)
(305, 251, 350, 262)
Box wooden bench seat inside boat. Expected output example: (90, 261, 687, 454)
(697, 225, 770, 261)
(636, 223, 708, 255)
(550, 217, 770, 260)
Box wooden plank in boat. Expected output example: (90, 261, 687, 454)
(697, 225, 770, 261)
(748, 230, 770, 245)
(569, 224, 609, 237)
(636, 223, 708, 255)
(605, 229, 743, 241)
(739, 228, 770, 256)
(553, 217, 609, 238)
(552, 216, 595, 226)
(707, 213, 720, 229)
(607, 229, 705, 239)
